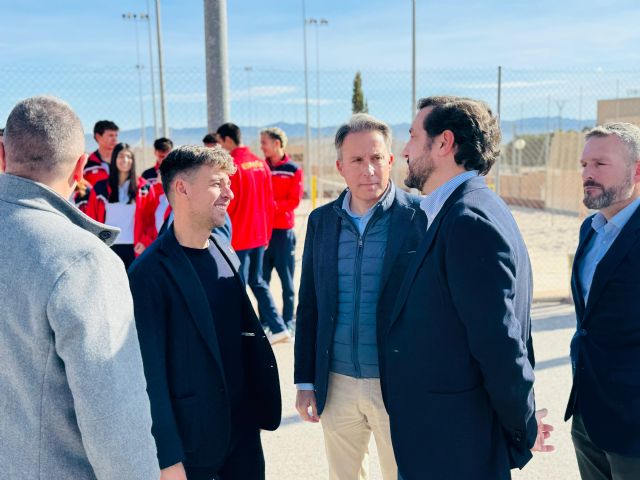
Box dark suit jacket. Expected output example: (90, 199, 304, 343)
(384, 176, 537, 480)
(128, 227, 281, 470)
(294, 185, 427, 414)
(565, 206, 640, 456)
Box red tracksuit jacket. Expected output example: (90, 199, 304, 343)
(267, 154, 303, 230)
(228, 146, 275, 251)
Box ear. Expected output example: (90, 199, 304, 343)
(634, 160, 640, 183)
(72, 153, 88, 183)
(335, 158, 344, 176)
(0, 141, 5, 173)
(440, 130, 456, 155)
(174, 177, 188, 199)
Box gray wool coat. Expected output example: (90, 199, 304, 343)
(0, 173, 159, 479)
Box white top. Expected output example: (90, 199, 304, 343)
(155, 193, 170, 232)
(105, 181, 135, 245)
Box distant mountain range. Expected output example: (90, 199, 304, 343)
(85, 117, 596, 149)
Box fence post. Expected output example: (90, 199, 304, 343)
(311, 175, 317, 210)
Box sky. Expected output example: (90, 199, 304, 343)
(2, 0, 640, 133)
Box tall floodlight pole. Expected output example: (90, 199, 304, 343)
(495, 65, 502, 195)
(122, 13, 147, 156)
(245, 66, 253, 147)
(308, 18, 328, 170)
(204, 0, 230, 131)
(411, 0, 416, 118)
(155, 0, 169, 137)
(144, 1, 158, 139)
(302, 0, 311, 188)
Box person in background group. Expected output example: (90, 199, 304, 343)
(0, 95, 159, 479)
(566, 122, 640, 480)
(260, 127, 303, 331)
(129, 145, 281, 480)
(142, 137, 174, 184)
(105, 143, 156, 268)
(203, 132, 218, 148)
(217, 122, 290, 344)
(84, 119, 119, 188)
(295, 114, 425, 480)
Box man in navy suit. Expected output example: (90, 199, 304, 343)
(129, 145, 281, 480)
(566, 122, 640, 480)
(384, 96, 552, 480)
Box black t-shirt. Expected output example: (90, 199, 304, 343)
(182, 241, 247, 416)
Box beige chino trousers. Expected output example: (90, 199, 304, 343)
(321, 373, 397, 480)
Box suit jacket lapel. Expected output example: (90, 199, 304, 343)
(583, 210, 640, 322)
(159, 229, 225, 373)
(571, 225, 594, 320)
(323, 206, 341, 319)
(379, 200, 416, 292)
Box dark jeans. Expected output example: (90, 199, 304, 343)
(185, 426, 265, 480)
(572, 413, 640, 480)
(111, 243, 135, 270)
(236, 246, 286, 334)
(263, 228, 296, 325)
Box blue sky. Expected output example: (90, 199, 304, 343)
(2, 1, 640, 133)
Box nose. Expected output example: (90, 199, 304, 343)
(222, 184, 234, 201)
(365, 162, 375, 176)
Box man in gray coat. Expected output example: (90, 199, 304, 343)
(0, 96, 159, 479)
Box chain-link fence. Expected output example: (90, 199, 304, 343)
(3, 65, 639, 298)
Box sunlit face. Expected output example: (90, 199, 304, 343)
(336, 130, 393, 208)
(403, 107, 435, 191)
(95, 129, 119, 151)
(580, 134, 638, 210)
(116, 150, 134, 173)
(260, 133, 280, 160)
(154, 148, 171, 166)
(182, 164, 234, 230)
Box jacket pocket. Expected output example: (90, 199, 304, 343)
(172, 395, 199, 453)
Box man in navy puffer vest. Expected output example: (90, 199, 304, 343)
(294, 113, 427, 480)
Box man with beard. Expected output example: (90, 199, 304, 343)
(383, 96, 552, 479)
(565, 122, 640, 480)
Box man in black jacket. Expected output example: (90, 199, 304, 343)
(129, 145, 281, 480)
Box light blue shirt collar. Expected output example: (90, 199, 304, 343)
(591, 196, 640, 234)
(419, 170, 479, 229)
(341, 181, 395, 235)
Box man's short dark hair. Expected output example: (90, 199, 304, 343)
(160, 145, 237, 202)
(216, 123, 241, 145)
(93, 120, 119, 136)
(202, 133, 218, 145)
(153, 137, 173, 152)
(417, 96, 501, 175)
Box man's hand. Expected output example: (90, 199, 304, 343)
(296, 390, 320, 422)
(134, 242, 146, 255)
(531, 408, 555, 452)
(160, 462, 187, 480)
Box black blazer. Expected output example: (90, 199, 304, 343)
(565, 205, 640, 456)
(383, 177, 537, 480)
(128, 227, 281, 470)
(294, 185, 426, 414)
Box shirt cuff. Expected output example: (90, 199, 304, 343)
(296, 383, 315, 391)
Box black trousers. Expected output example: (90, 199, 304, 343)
(572, 413, 640, 480)
(111, 243, 135, 270)
(184, 425, 264, 480)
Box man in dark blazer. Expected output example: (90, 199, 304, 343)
(566, 122, 640, 479)
(385, 96, 552, 480)
(129, 145, 281, 480)
(294, 114, 426, 479)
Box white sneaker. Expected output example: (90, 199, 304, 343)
(268, 330, 292, 345)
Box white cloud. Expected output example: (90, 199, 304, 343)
(458, 80, 563, 90)
(262, 98, 349, 106)
(231, 85, 298, 100)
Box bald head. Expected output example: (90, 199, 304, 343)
(3, 96, 85, 181)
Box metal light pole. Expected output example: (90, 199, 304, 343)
(308, 18, 328, 172)
(155, 0, 169, 137)
(411, 0, 416, 118)
(122, 13, 147, 156)
(204, 0, 230, 131)
(144, 1, 158, 139)
(302, 0, 311, 189)
(244, 66, 253, 147)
